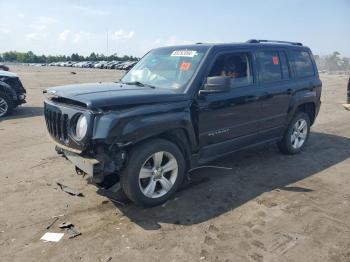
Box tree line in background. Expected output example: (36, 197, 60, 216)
(1, 50, 349, 72)
(0, 51, 139, 63)
(314, 52, 350, 72)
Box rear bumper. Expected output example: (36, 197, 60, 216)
(315, 100, 321, 117)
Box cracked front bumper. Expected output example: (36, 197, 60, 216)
(63, 150, 101, 177)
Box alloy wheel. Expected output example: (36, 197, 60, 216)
(0, 98, 8, 117)
(138, 151, 178, 198)
(291, 119, 308, 149)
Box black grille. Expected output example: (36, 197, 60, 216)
(44, 108, 69, 142)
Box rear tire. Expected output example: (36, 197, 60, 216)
(0, 92, 13, 117)
(120, 138, 185, 206)
(278, 112, 310, 154)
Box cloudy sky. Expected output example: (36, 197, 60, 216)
(0, 0, 349, 57)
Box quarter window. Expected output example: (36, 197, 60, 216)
(293, 51, 315, 78)
(208, 52, 253, 88)
(257, 51, 283, 83)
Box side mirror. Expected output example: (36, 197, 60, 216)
(199, 76, 230, 95)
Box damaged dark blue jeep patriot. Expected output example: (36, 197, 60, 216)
(44, 40, 322, 206)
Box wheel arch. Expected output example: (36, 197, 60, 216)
(158, 128, 193, 171)
(0, 81, 16, 99)
(287, 93, 317, 126)
(125, 128, 194, 171)
(297, 102, 316, 125)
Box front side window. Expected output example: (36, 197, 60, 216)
(121, 47, 208, 92)
(208, 52, 253, 88)
(257, 51, 283, 83)
(292, 50, 315, 78)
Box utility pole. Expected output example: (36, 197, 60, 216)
(106, 30, 109, 61)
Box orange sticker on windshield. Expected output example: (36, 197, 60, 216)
(180, 62, 191, 71)
(272, 56, 279, 65)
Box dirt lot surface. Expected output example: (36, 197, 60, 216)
(0, 65, 349, 262)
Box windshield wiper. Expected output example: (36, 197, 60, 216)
(122, 81, 156, 89)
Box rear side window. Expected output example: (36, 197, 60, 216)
(257, 51, 282, 83)
(208, 52, 253, 88)
(292, 51, 315, 78)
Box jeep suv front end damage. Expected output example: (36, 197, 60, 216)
(44, 98, 127, 183)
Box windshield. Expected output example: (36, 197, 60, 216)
(121, 46, 208, 92)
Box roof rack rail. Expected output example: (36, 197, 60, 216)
(246, 39, 303, 46)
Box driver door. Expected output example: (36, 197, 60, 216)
(197, 50, 263, 160)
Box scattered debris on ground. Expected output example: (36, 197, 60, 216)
(40, 232, 64, 242)
(46, 217, 59, 230)
(58, 222, 81, 238)
(56, 182, 84, 197)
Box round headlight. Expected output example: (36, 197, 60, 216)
(75, 114, 88, 140)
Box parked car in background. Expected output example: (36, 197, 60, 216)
(73, 62, 85, 68)
(105, 61, 118, 69)
(0, 71, 26, 117)
(93, 61, 107, 69)
(110, 61, 123, 69)
(0, 64, 10, 71)
(115, 61, 129, 70)
(81, 61, 92, 68)
(43, 60, 138, 70)
(123, 61, 137, 70)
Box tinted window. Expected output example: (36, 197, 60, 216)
(293, 51, 315, 77)
(257, 51, 283, 83)
(209, 52, 253, 88)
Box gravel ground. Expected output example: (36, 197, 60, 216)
(0, 66, 349, 262)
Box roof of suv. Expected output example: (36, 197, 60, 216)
(157, 40, 310, 51)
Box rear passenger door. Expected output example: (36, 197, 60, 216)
(256, 49, 295, 139)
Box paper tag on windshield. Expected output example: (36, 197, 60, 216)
(171, 50, 197, 57)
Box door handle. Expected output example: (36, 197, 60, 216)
(245, 95, 259, 102)
(260, 92, 270, 100)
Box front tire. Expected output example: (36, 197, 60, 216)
(120, 139, 185, 206)
(0, 92, 13, 117)
(278, 112, 310, 154)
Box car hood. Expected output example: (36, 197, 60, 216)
(46, 82, 189, 109)
(0, 71, 18, 78)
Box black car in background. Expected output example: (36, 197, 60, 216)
(0, 71, 26, 117)
(44, 40, 322, 206)
(0, 64, 9, 71)
(123, 61, 137, 70)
